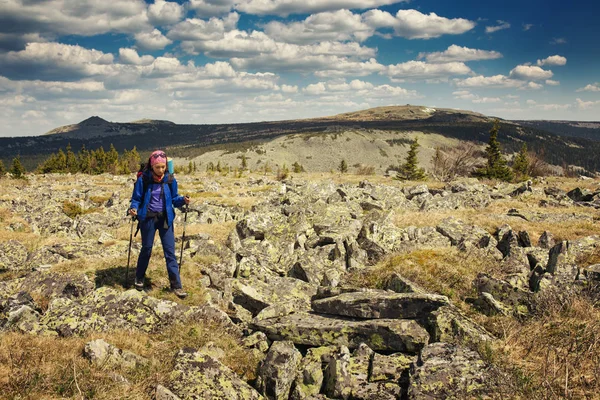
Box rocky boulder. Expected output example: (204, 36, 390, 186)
(168, 348, 263, 399)
(255, 340, 302, 400)
(251, 312, 429, 353)
(408, 342, 495, 399)
(311, 291, 449, 319)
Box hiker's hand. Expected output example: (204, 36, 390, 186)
(128, 208, 137, 217)
(184, 196, 190, 205)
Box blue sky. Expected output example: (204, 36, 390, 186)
(0, 0, 598, 137)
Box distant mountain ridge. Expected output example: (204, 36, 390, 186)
(3, 105, 600, 173)
(43, 116, 177, 139)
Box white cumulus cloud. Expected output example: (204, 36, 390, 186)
(235, 0, 406, 17)
(386, 61, 471, 80)
(0, 0, 151, 38)
(536, 55, 567, 66)
(455, 75, 524, 88)
(485, 20, 510, 33)
(135, 29, 173, 50)
(264, 9, 374, 44)
(147, 0, 185, 25)
(509, 65, 553, 81)
(545, 79, 560, 86)
(188, 0, 236, 17)
(119, 48, 155, 66)
(362, 9, 475, 39)
(418, 45, 502, 63)
(576, 83, 600, 92)
(167, 13, 239, 42)
(576, 98, 600, 109)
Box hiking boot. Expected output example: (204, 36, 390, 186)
(134, 279, 144, 291)
(172, 288, 188, 299)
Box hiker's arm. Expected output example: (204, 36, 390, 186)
(171, 179, 186, 208)
(129, 177, 143, 212)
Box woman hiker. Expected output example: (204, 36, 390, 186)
(128, 150, 190, 298)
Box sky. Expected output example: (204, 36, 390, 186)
(0, 0, 599, 137)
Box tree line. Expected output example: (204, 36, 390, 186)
(36, 144, 141, 175)
(2, 122, 549, 182)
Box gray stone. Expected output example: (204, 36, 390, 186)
(83, 339, 148, 369)
(408, 342, 495, 400)
(255, 341, 302, 400)
(169, 348, 263, 400)
(311, 291, 449, 319)
(251, 312, 429, 353)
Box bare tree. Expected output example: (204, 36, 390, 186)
(431, 142, 482, 181)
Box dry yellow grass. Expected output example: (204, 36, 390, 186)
(394, 196, 600, 242)
(175, 221, 237, 245)
(344, 247, 494, 303)
(482, 292, 600, 399)
(0, 322, 260, 399)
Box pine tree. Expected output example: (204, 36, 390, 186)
(512, 143, 529, 180)
(10, 156, 26, 179)
(56, 149, 67, 171)
(397, 139, 426, 180)
(106, 144, 119, 173)
(188, 161, 193, 174)
(65, 143, 78, 173)
(241, 154, 248, 170)
(339, 159, 348, 173)
(78, 145, 92, 174)
(92, 146, 107, 173)
(475, 120, 513, 181)
(292, 161, 304, 173)
(0, 159, 5, 176)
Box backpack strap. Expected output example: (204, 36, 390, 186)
(134, 173, 176, 237)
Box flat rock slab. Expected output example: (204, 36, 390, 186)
(251, 312, 429, 353)
(41, 287, 232, 336)
(169, 348, 264, 400)
(408, 342, 495, 400)
(311, 291, 449, 319)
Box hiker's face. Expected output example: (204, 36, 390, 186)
(152, 163, 166, 176)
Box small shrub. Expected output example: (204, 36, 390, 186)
(355, 164, 375, 175)
(62, 201, 96, 219)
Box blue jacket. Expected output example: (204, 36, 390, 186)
(129, 170, 185, 227)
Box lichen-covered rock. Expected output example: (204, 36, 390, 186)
(169, 348, 264, 400)
(311, 291, 448, 320)
(41, 287, 233, 336)
(17, 271, 95, 301)
(242, 331, 271, 353)
(473, 273, 532, 314)
(255, 341, 302, 400)
(83, 339, 148, 369)
(350, 382, 402, 400)
(225, 276, 317, 316)
(383, 273, 426, 294)
(0, 291, 46, 334)
(289, 247, 346, 285)
(370, 352, 414, 383)
(251, 312, 429, 353)
(0, 240, 28, 270)
(436, 218, 499, 258)
(323, 344, 403, 400)
(408, 342, 495, 400)
(427, 306, 495, 347)
(156, 384, 181, 400)
(290, 346, 337, 400)
(538, 231, 555, 249)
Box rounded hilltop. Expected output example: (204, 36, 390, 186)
(316, 104, 492, 123)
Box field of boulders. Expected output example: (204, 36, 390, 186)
(1, 172, 600, 399)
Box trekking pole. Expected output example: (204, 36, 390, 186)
(126, 215, 136, 288)
(179, 203, 189, 271)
